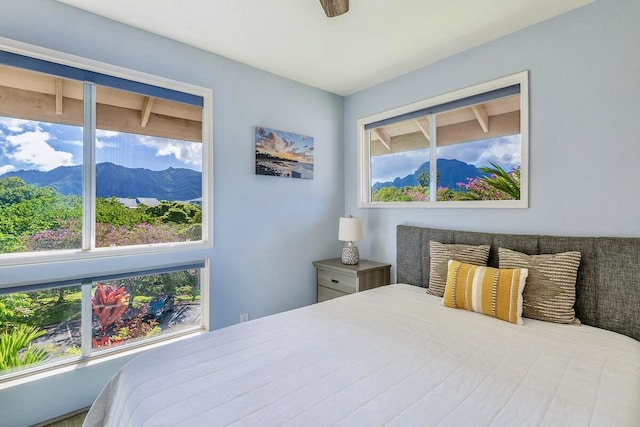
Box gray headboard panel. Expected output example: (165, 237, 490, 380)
(397, 225, 640, 341)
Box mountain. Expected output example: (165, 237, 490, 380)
(1, 162, 201, 201)
(372, 158, 484, 191)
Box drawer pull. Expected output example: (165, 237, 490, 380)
(331, 279, 339, 283)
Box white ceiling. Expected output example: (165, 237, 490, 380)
(56, 0, 594, 96)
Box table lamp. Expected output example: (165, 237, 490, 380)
(338, 215, 362, 265)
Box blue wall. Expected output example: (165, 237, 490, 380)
(0, 0, 344, 425)
(2, 0, 640, 425)
(344, 0, 640, 278)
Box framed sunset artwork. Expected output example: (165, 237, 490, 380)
(255, 126, 314, 179)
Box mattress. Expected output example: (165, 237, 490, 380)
(84, 284, 640, 426)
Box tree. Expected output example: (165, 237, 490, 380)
(0, 232, 24, 253)
(0, 178, 82, 254)
(371, 187, 413, 202)
(0, 187, 81, 237)
(143, 202, 202, 225)
(96, 198, 152, 226)
(0, 293, 32, 333)
(0, 177, 38, 207)
(416, 170, 430, 188)
(416, 170, 440, 190)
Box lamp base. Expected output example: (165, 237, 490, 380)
(342, 246, 359, 265)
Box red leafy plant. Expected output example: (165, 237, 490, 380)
(92, 283, 130, 348)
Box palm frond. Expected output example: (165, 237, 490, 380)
(478, 162, 520, 199)
(0, 324, 50, 370)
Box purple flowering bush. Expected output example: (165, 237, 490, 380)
(456, 165, 520, 201)
(17, 198, 200, 251)
(22, 220, 188, 250)
(371, 165, 521, 202)
(23, 219, 82, 251)
(95, 222, 186, 247)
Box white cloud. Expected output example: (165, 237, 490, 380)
(138, 136, 202, 168)
(474, 136, 521, 169)
(371, 148, 429, 183)
(96, 138, 118, 149)
(436, 135, 521, 169)
(96, 129, 120, 138)
(371, 135, 522, 183)
(0, 117, 40, 133)
(6, 130, 75, 171)
(0, 164, 16, 175)
(96, 130, 121, 148)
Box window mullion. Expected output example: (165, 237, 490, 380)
(82, 83, 96, 250)
(81, 281, 93, 357)
(428, 113, 437, 202)
(364, 129, 372, 204)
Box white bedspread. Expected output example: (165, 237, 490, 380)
(84, 284, 640, 427)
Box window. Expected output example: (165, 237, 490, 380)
(0, 46, 212, 263)
(0, 40, 212, 381)
(0, 264, 205, 379)
(358, 72, 528, 208)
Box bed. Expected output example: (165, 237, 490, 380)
(84, 226, 640, 426)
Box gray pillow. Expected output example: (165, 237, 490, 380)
(499, 247, 582, 325)
(427, 241, 490, 297)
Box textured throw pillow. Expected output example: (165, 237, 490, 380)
(427, 241, 490, 297)
(443, 260, 528, 325)
(498, 247, 582, 325)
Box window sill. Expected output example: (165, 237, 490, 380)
(0, 240, 212, 271)
(0, 328, 206, 390)
(358, 199, 527, 209)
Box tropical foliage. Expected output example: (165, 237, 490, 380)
(0, 177, 202, 253)
(0, 325, 50, 371)
(371, 165, 521, 202)
(0, 177, 203, 373)
(92, 284, 130, 342)
(90, 283, 162, 349)
(0, 293, 32, 332)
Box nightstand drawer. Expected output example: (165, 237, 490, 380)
(318, 269, 357, 294)
(317, 285, 348, 303)
(313, 258, 391, 304)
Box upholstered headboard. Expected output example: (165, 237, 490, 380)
(397, 225, 640, 341)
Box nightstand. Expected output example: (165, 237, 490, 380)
(313, 258, 391, 303)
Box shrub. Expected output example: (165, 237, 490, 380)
(457, 165, 520, 201)
(92, 284, 129, 342)
(0, 293, 32, 332)
(0, 325, 51, 371)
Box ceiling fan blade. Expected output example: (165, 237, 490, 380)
(319, 0, 349, 18)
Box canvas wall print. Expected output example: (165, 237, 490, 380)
(255, 126, 314, 179)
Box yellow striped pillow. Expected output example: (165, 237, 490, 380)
(443, 260, 528, 325)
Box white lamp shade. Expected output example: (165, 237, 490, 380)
(338, 216, 363, 242)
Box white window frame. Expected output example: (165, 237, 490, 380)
(0, 37, 214, 267)
(0, 262, 208, 384)
(357, 71, 529, 208)
(0, 38, 212, 385)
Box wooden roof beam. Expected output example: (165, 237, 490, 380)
(471, 104, 489, 133)
(0, 85, 202, 142)
(55, 78, 63, 115)
(373, 128, 391, 150)
(414, 116, 431, 143)
(140, 96, 154, 127)
(370, 111, 520, 157)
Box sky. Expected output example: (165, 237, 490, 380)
(371, 134, 521, 183)
(255, 126, 314, 164)
(1, 117, 515, 183)
(0, 117, 202, 176)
